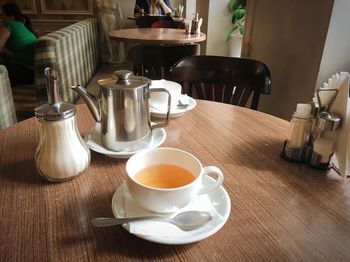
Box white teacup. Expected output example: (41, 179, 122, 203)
(150, 80, 182, 111)
(126, 147, 224, 213)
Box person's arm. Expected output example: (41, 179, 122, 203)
(158, 0, 172, 15)
(134, 0, 145, 15)
(0, 26, 10, 53)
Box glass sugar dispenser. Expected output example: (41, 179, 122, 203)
(34, 68, 90, 182)
(305, 111, 341, 169)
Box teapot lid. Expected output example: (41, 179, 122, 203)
(98, 70, 150, 89)
(35, 68, 75, 121)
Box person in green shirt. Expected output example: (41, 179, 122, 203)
(0, 2, 37, 86)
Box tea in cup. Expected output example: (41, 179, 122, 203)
(150, 80, 182, 111)
(126, 147, 224, 213)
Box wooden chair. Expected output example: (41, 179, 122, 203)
(151, 20, 182, 28)
(170, 55, 272, 110)
(0, 65, 17, 128)
(127, 44, 200, 80)
(136, 15, 173, 28)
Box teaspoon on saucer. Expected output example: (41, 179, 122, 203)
(91, 210, 212, 231)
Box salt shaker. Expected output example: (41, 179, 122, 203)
(282, 103, 313, 161)
(34, 68, 90, 182)
(305, 111, 341, 168)
(191, 13, 202, 34)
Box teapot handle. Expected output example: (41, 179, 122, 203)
(149, 88, 171, 129)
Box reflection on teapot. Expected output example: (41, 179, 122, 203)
(71, 70, 171, 152)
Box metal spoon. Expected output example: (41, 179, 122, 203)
(91, 211, 212, 231)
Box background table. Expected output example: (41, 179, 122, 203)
(109, 28, 206, 45)
(0, 100, 349, 261)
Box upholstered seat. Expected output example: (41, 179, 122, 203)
(0, 65, 17, 128)
(12, 18, 101, 119)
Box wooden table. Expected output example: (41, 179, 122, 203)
(1, 100, 349, 261)
(109, 28, 206, 45)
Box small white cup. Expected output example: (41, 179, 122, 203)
(150, 80, 182, 111)
(126, 147, 224, 213)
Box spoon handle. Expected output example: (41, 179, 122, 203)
(91, 216, 171, 227)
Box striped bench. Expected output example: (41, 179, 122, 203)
(0, 65, 17, 129)
(12, 18, 101, 119)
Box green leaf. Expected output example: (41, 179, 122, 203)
(239, 26, 244, 35)
(229, 0, 246, 12)
(229, 0, 239, 11)
(233, 8, 245, 19)
(225, 25, 239, 42)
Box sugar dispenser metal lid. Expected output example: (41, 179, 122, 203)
(35, 68, 75, 121)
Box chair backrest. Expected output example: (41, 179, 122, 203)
(0, 65, 17, 129)
(151, 20, 181, 28)
(136, 15, 173, 28)
(170, 55, 272, 110)
(127, 44, 200, 80)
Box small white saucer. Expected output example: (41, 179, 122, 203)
(150, 96, 196, 118)
(84, 124, 166, 158)
(111, 177, 231, 245)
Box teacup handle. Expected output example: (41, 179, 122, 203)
(149, 88, 171, 129)
(198, 166, 224, 195)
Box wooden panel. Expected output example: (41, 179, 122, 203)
(244, 0, 334, 120)
(40, 0, 93, 15)
(0, 0, 37, 14)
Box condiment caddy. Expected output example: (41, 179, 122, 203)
(282, 73, 345, 171)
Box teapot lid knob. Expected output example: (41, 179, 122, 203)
(115, 70, 132, 80)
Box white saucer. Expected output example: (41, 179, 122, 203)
(84, 124, 166, 158)
(150, 96, 196, 118)
(111, 177, 231, 245)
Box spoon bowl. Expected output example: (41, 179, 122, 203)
(91, 210, 212, 231)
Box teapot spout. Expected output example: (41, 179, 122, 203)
(71, 85, 101, 122)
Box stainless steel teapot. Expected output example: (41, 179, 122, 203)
(71, 70, 170, 152)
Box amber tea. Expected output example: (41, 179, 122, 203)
(134, 164, 195, 189)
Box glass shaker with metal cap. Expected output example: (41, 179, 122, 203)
(35, 68, 90, 182)
(305, 111, 341, 168)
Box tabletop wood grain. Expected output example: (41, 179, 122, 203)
(0, 100, 349, 261)
(109, 28, 206, 45)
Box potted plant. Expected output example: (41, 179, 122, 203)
(226, 0, 246, 57)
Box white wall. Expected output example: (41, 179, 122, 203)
(185, 0, 196, 19)
(206, 0, 231, 56)
(316, 0, 350, 89)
